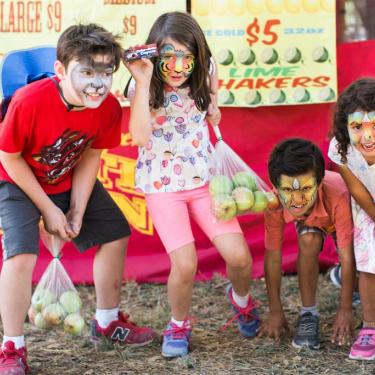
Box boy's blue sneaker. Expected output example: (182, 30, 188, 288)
(161, 321, 192, 358)
(328, 264, 361, 306)
(224, 284, 260, 338)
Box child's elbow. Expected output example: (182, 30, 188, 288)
(130, 134, 150, 147)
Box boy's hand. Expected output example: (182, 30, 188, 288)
(66, 209, 83, 239)
(331, 307, 353, 346)
(206, 103, 221, 126)
(42, 205, 72, 241)
(257, 311, 289, 341)
(124, 57, 153, 86)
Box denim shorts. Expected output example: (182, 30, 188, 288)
(0, 180, 131, 260)
(295, 221, 338, 251)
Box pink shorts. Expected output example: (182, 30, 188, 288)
(145, 185, 243, 253)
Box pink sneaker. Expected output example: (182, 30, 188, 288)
(349, 328, 375, 360)
(0, 341, 29, 374)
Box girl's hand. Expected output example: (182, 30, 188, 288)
(206, 103, 221, 126)
(66, 209, 83, 239)
(123, 57, 154, 87)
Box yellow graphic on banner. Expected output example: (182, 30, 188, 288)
(99, 133, 153, 236)
(192, 0, 336, 107)
(0, 0, 186, 106)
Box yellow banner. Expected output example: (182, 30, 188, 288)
(192, 0, 337, 107)
(0, 0, 186, 105)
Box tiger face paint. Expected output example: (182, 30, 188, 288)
(158, 39, 195, 88)
(277, 172, 318, 217)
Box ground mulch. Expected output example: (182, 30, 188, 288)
(7, 274, 375, 374)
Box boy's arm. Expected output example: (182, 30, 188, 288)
(338, 164, 375, 220)
(67, 148, 102, 237)
(0, 151, 71, 239)
(258, 248, 288, 340)
(124, 59, 153, 146)
(331, 243, 355, 345)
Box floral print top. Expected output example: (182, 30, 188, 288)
(128, 81, 214, 193)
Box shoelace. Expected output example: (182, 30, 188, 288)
(118, 312, 138, 327)
(220, 299, 259, 332)
(356, 333, 375, 346)
(297, 317, 318, 335)
(0, 343, 27, 369)
(164, 320, 193, 340)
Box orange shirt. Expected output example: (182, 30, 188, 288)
(264, 171, 353, 251)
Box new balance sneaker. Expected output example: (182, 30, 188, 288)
(292, 312, 320, 349)
(0, 341, 29, 375)
(328, 264, 361, 306)
(224, 285, 260, 338)
(349, 328, 375, 360)
(161, 321, 192, 358)
(90, 311, 156, 348)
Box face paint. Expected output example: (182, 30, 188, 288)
(347, 110, 375, 158)
(61, 54, 114, 109)
(277, 173, 318, 217)
(158, 41, 195, 87)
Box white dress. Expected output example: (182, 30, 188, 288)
(328, 137, 375, 273)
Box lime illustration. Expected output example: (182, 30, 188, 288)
(293, 88, 310, 102)
(284, 47, 302, 63)
(261, 48, 278, 64)
(245, 90, 262, 105)
(217, 49, 234, 65)
(219, 90, 235, 105)
(238, 49, 256, 65)
(318, 87, 335, 101)
(269, 88, 286, 104)
(312, 46, 329, 62)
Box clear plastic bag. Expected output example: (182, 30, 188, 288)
(209, 126, 279, 221)
(28, 225, 85, 335)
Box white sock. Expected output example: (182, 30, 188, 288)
(301, 305, 319, 317)
(96, 307, 119, 328)
(3, 335, 25, 349)
(171, 317, 187, 327)
(232, 290, 250, 308)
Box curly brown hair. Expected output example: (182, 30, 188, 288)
(144, 12, 212, 112)
(333, 78, 375, 163)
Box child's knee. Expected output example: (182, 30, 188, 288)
(171, 260, 197, 282)
(226, 249, 251, 270)
(298, 233, 322, 252)
(3, 253, 37, 274)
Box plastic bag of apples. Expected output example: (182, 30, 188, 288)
(28, 225, 85, 335)
(209, 126, 279, 221)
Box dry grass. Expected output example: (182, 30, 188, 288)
(9, 275, 375, 374)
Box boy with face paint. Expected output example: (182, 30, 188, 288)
(329, 78, 375, 360)
(258, 138, 355, 351)
(0, 24, 155, 374)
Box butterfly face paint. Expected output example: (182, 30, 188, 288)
(347, 110, 375, 158)
(62, 54, 114, 109)
(277, 172, 318, 217)
(158, 40, 195, 87)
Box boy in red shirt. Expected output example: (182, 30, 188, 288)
(0, 24, 155, 374)
(258, 138, 355, 350)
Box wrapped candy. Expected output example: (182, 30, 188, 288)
(209, 126, 279, 221)
(28, 226, 85, 335)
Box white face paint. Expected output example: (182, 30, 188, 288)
(59, 54, 114, 109)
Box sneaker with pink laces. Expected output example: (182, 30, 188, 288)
(349, 328, 375, 360)
(162, 320, 192, 358)
(223, 284, 260, 338)
(90, 311, 157, 348)
(0, 341, 29, 375)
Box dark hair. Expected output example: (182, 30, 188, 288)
(268, 138, 325, 187)
(145, 11, 212, 111)
(57, 23, 123, 72)
(333, 78, 375, 163)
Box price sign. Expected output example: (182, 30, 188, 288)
(192, 0, 336, 107)
(0, 0, 186, 106)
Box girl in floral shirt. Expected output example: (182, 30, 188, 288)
(125, 11, 259, 358)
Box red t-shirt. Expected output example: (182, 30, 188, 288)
(0, 77, 122, 194)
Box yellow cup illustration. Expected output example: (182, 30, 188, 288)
(320, 0, 335, 12)
(266, 0, 284, 14)
(192, 0, 211, 16)
(284, 0, 302, 13)
(211, 0, 228, 15)
(246, 0, 264, 14)
(302, 0, 320, 12)
(228, 0, 247, 15)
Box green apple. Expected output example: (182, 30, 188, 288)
(232, 171, 257, 191)
(59, 291, 82, 314)
(209, 175, 233, 195)
(34, 312, 52, 330)
(42, 303, 66, 326)
(31, 289, 56, 312)
(212, 194, 237, 221)
(64, 313, 85, 335)
(232, 187, 254, 212)
(250, 191, 269, 213)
